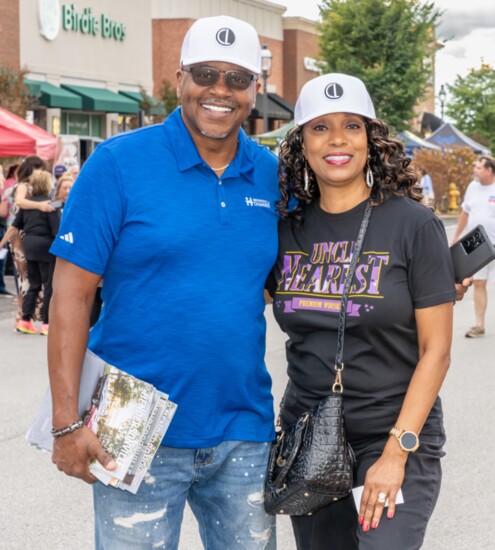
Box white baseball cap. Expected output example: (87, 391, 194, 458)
(295, 73, 376, 126)
(180, 16, 262, 75)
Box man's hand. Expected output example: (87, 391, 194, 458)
(52, 426, 117, 484)
(455, 277, 473, 301)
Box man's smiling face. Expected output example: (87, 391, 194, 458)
(176, 61, 259, 142)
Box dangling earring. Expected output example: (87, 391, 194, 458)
(366, 152, 374, 189)
(304, 167, 310, 192)
(366, 165, 374, 188)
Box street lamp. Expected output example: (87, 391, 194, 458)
(439, 84, 447, 120)
(261, 44, 272, 133)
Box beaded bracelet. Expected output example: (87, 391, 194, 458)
(51, 418, 84, 438)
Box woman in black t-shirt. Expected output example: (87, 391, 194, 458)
(269, 74, 456, 550)
(10, 170, 60, 335)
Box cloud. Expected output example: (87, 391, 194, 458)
(437, 9, 495, 41)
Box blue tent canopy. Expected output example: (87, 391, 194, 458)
(425, 122, 490, 155)
(396, 130, 441, 156)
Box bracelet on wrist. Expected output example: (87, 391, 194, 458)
(51, 418, 84, 438)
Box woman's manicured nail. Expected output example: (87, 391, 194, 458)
(363, 523, 369, 532)
(371, 520, 378, 529)
(358, 516, 364, 525)
(387, 511, 394, 519)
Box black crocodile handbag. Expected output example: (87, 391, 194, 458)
(264, 201, 372, 517)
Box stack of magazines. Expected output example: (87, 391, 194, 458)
(26, 350, 177, 494)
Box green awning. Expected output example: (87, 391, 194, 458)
(25, 79, 82, 109)
(25, 80, 42, 97)
(61, 84, 139, 114)
(118, 91, 167, 116)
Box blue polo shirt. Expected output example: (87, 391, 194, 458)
(51, 108, 279, 448)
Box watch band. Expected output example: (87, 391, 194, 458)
(389, 427, 420, 452)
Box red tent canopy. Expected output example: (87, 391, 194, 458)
(0, 125, 37, 157)
(0, 107, 56, 159)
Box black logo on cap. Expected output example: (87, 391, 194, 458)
(324, 83, 344, 100)
(216, 28, 236, 46)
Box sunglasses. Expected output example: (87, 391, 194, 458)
(182, 66, 258, 91)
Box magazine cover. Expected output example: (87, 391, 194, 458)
(116, 395, 177, 494)
(26, 350, 177, 493)
(86, 364, 156, 483)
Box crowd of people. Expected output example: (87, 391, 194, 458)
(0, 13, 491, 550)
(0, 158, 75, 335)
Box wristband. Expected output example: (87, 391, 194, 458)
(51, 419, 84, 438)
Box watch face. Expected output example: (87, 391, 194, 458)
(401, 431, 418, 450)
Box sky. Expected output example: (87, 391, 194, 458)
(272, 0, 495, 116)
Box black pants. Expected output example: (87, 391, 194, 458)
(291, 493, 359, 550)
(290, 435, 445, 550)
(23, 260, 54, 324)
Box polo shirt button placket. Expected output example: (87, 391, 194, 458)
(217, 178, 229, 224)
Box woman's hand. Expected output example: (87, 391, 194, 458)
(358, 438, 407, 532)
(455, 277, 473, 301)
(39, 200, 56, 212)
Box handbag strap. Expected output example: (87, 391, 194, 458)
(271, 411, 309, 489)
(275, 200, 373, 428)
(332, 200, 372, 394)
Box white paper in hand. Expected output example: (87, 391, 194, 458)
(352, 486, 404, 510)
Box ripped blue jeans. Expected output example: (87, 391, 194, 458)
(93, 441, 276, 550)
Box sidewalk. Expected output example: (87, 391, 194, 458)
(1, 259, 494, 548)
(0, 275, 17, 322)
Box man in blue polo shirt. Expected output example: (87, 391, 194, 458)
(48, 16, 278, 550)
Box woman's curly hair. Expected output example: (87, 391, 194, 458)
(277, 118, 422, 223)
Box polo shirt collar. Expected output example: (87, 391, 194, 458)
(164, 108, 256, 184)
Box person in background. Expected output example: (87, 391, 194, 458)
(53, 164, 67, 184)
(48, 15, 277, 550)
(3, 164, 19, 192)
(8, 156, 55, 321)
(69, 164, 80, 179)
(452, 155, 495, 338)
(1, 170, 60, 335)
(268, 73, 456, 549)
(418, 166, 435, 206)
(0, 165, 11, 297)
(52, 173, 74, 210)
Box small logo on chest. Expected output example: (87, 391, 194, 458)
(245, 197, 271, 208)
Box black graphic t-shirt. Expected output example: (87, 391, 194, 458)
(268, 196, 455, 449)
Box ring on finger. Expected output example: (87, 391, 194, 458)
(377, 492, 387, 504)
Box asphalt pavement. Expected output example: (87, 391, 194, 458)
(0, 219, 494, 549)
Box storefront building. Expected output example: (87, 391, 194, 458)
(1, 0, 324, 160)
(16, 0, 154, 163)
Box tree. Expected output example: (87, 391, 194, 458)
(158, 80, 180, 117)
(412, 146, 477, 211)
(318, 0, 440, 131)
(445, 64, 495, 151)
(0, 66, 35, 117)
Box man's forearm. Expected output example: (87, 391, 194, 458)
(47, 261, 100, 428)
(48, 293, 93, 427)
(452, 210, 469, 243)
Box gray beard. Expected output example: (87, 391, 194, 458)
(200, 129, 230, 139)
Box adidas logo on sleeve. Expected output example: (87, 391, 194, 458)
(59, 232, 74, 244)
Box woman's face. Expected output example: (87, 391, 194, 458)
(302, 112, 368, 191)
(59, 181, 72, 202)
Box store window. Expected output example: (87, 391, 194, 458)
(61, 112, 103, 138)
(91, 115, 101, 137)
